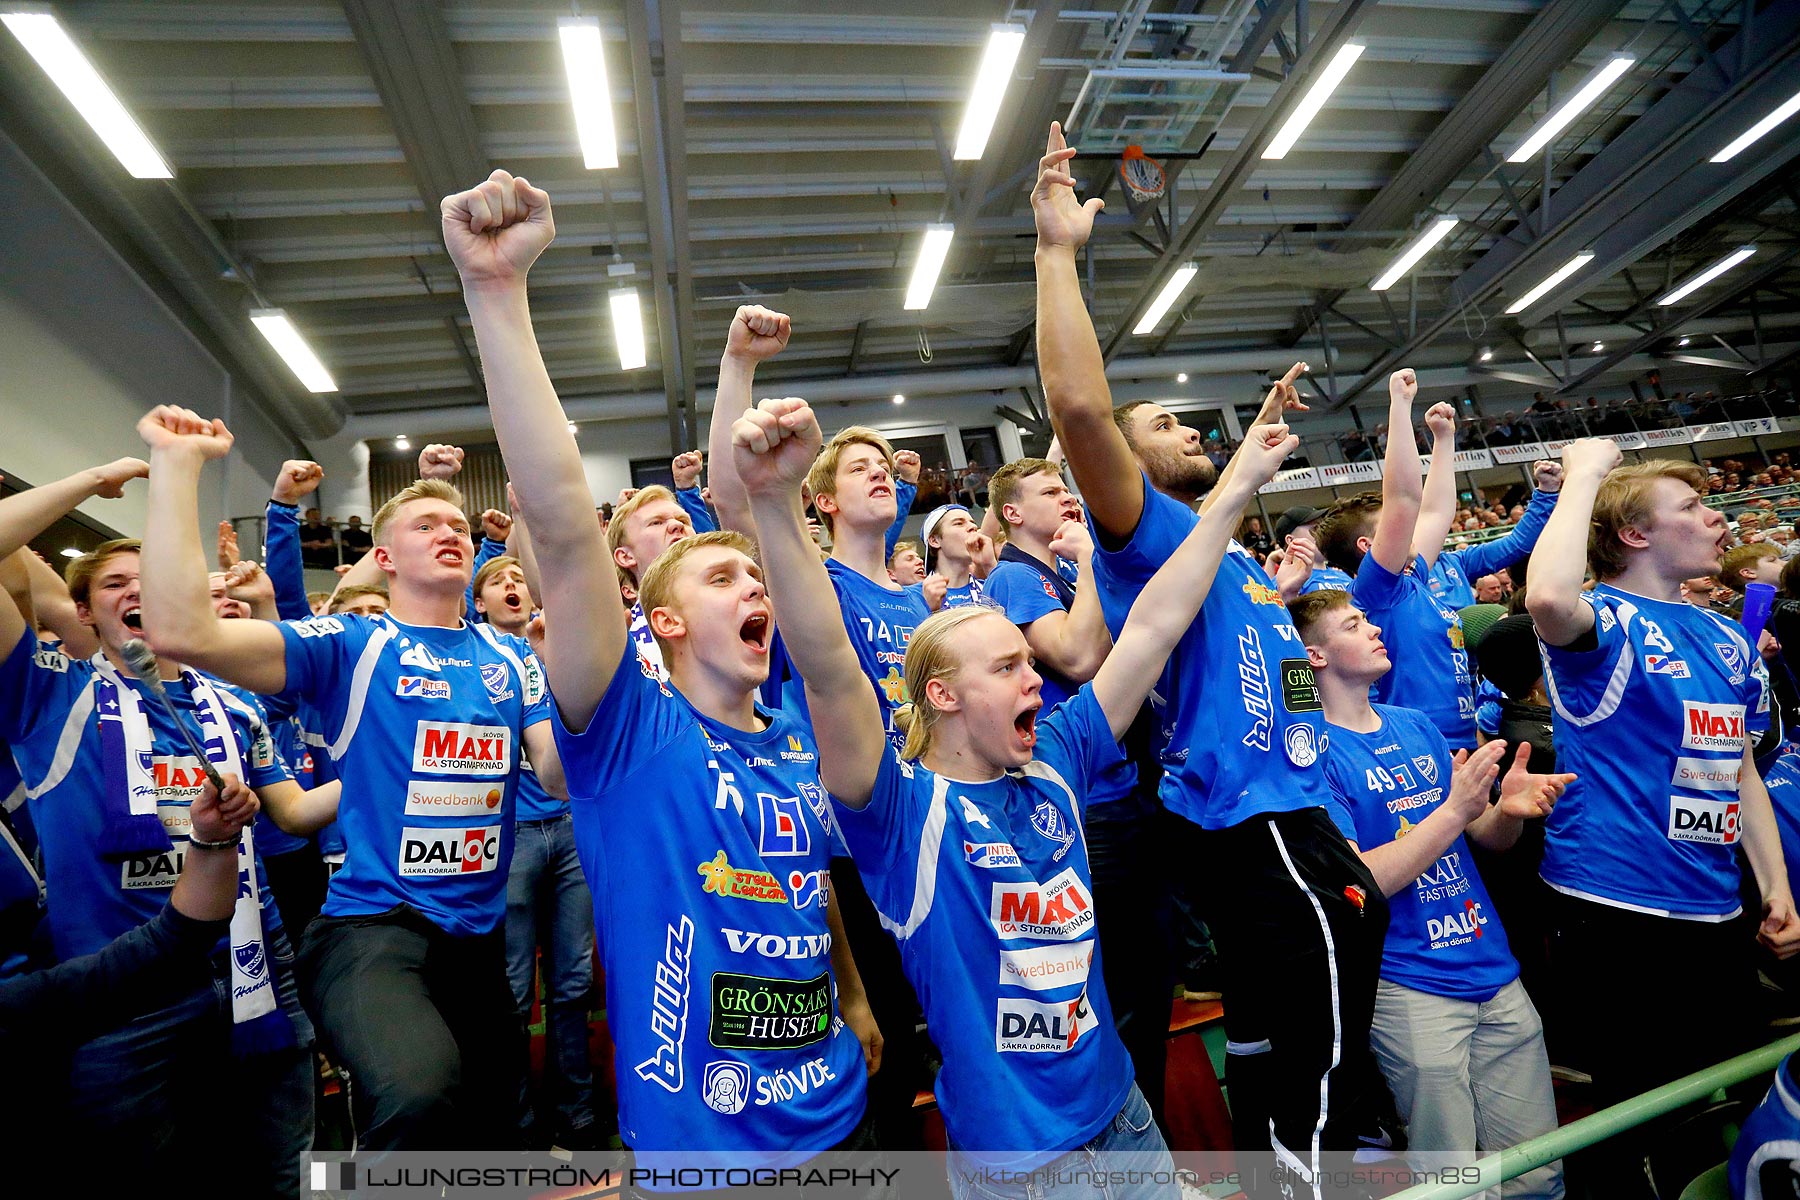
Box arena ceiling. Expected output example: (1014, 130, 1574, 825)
(3, 0, 1799, 451)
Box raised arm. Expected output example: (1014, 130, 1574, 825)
(22, 550, 97, 657)
(737, 398, 887, 808)
(887, 455, 920, 558)
(1451, 461, 1561, 579)
(0, 459, 146, 563)
(1367, 372, 1430, 576)
(262, 460, 323, 622)
(136, 408, 289, 695)
(705, 305, 792, 535)
(672, 452, 719, 534)
(442, 171, 622, 731)
(1411, 407, 1460, 566)
(1031, 123, 1142, 542)
(1018, 523, 1112, 683)
(1092, 424, 1297, 737)
(1524, 439, 1621, 647)
(463, 508, 511, 618)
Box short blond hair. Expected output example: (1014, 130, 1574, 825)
(894, 606, 1008, 760)
(1589, 460, 1709, 580)
(371, 478, 465, 546)
(65, 538, 140, 608)
(805, 427, 896, 538)
(606, 485, 684, 590)
(637, 530, 756, 658)
(988, 458, 1058, 528)
(1720, 542, 1780, 585)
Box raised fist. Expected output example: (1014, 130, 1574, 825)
(418, 444, 464, 481)
(922, 574, 948, 613)
(671, 451, 704, 490)
(440, 169, 555, 287)
(732, 398, 822, 496)
(1532, 459, 1564, 494)
(967, 532, 997, 577)
(1233, 423, 1300, 492)
(725, 306, 792, 363)
(893, 450, 922, 485)
(1388, 368, 1418, 405)
(1031, 122, 1105, 252)
(272, 459, 325, 506)
(480, 509, 513, 542)
(137, 406, 234, 461)
(1424, 402, 1457, 440)
(224, 560, 276, 610)
(1048, 519, 1093, 563)
(1560, 438, 1622, 480)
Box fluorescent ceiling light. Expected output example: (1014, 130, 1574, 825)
(1132, 264, 1198, 335)
(2, 13, 171, 178)
(1507, 54, 1636, 164)
(1656, 245, 1757, 306)
(1712, 88, 1800, 163)
(60, 547, 82, 559)
(1479, 348, 1494, 361)
(1592, 342, 1605, 352)
(904, 226, 954, 310)
(1370, 216, 1460, 291)
(249, 309, 337, 392)
(610, 288, 647, 370)
(1678, 336, 1691, 346)
(1262, 42, 1365, 160)
(557, 17, 618, 169)
(954, 24, 1026, 161)
(1503, 251, 1594, 315)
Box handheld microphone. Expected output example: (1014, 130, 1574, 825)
(119, 638, 228, 792)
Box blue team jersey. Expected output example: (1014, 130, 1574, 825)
(906, 578, 989, 611)
(776, 560, 930, 756)
(1322, 705, 1518, 1002)
(1731, 1054, 1800, 1200)
(1089, 472, 1332, 829)
(554, 645, 864, 1163)
(1762, 751, 1800, 900)
(1300, 564, 1355, 595)
(278, 612, 552, 937)
(833, 686, 1133, 1166)
(1425, 556, 1473, 608)
(1352, 555, 1476, 749)
(1539, 586, 1758, 917)
(982, 561, 1137, 810)
(0, 633, 291, 961)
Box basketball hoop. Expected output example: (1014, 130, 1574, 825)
(1119, 146, 1167, 207)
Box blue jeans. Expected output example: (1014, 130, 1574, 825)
(948, 1084, 1179, 1200)
(505, 813, 597, 1136)
(66, 924, 315, 1197)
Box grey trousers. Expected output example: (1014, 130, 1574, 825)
(1369, 977, 1563, 1200)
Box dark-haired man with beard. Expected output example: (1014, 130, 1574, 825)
(1032, 122, 1391, 1196)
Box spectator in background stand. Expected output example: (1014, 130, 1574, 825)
(298, 508, 336, 569)
(1474, 575, 1504, 604)
(1241, 516, 1274, 558)
(337, 515, 372, 559)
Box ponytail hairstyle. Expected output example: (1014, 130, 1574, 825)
(897, 606, 1006, 760)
